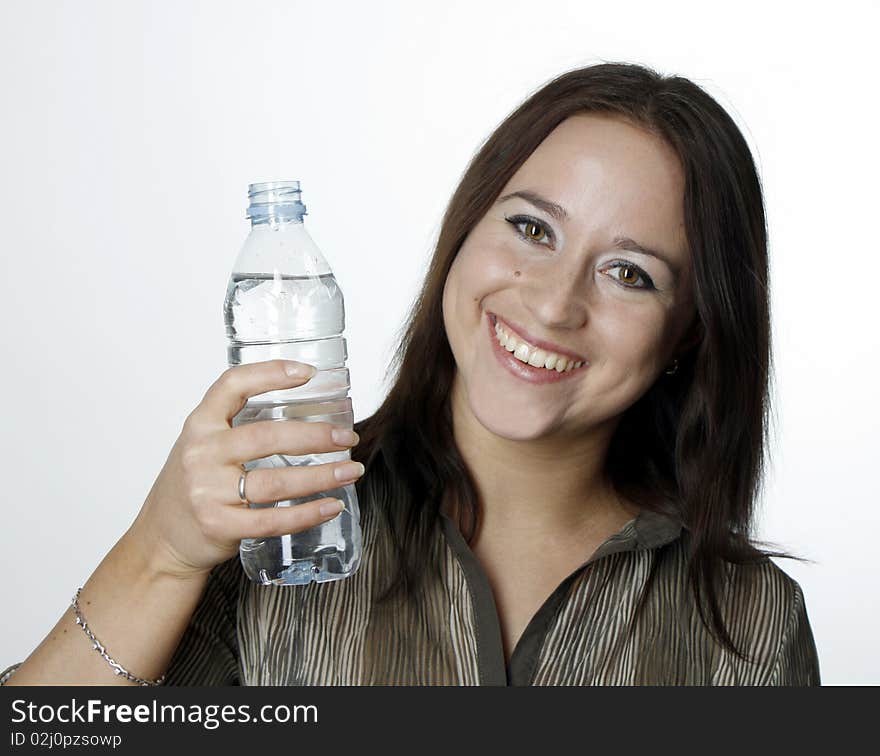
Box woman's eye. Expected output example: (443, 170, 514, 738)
(604, 261, 656, 291)
(503, 218, 655, 292)
(505, 215, 553, 246)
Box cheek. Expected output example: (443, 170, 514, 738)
(454, 235, 519, 296)
(441, 262, 458, 337)
(445, 237, 508, 309)
(441, 255, 477, 347)
(595, 306, 669, 372)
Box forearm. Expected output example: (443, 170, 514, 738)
(5, 532, 211, 686)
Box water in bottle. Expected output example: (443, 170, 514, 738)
(223, 180, 363, 586)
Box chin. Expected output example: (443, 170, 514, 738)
(467, 386, 561, 442)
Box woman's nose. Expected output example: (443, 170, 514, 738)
(519, 265, 589, 330)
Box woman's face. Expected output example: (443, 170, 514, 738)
(442, 112, 697, 443)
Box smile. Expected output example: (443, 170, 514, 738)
(488, 314, 588, 384)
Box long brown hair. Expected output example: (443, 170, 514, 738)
(351, 61, 810, 663)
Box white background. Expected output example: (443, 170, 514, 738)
(1, 0, 877, 685)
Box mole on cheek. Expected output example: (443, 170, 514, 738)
(514, 270, 521, 277)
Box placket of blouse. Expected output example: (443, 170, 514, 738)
(439, 508, 683, 686)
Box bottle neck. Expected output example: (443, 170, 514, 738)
(246, 181, 307, 227)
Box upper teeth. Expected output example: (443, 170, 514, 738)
(494, 320, 584, 372)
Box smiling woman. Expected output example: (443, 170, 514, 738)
(340, 61, 820, 684)
(1, 61, 820, 688)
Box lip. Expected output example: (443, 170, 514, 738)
(490, 313, 588, 363)
(487, 313, 588, 384)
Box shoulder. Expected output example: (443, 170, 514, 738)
(726, 554, 802, 611)
(714, 553, 821, 685)
(656, 535, 820, 684)
(734, 558, 820, 684)
(667, 528, 805, 612)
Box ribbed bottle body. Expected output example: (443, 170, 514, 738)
(223, 181, 362, 585)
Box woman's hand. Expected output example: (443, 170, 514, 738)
(125, 360, 363, 579)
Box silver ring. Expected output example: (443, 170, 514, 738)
(238, 465, 250, 505)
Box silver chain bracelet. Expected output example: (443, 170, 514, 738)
(71, 587, 166, 686)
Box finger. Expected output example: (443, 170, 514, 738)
(217, 419, 359, 466)
(225, 458, 365, 506)
(191, 360, 317, 429)
(215, 497, 346, 541)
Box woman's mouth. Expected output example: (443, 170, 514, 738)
(488, 313, 588, 384)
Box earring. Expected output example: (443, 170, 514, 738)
(665, 358, 679, 376)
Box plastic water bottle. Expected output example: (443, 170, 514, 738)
(223, 180, 362, 586)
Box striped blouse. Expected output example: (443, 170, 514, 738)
(1, 503, 821, 686)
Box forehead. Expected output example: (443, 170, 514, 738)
(506, 113, 687, 249)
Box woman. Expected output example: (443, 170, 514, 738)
(2, 61, 820, 686)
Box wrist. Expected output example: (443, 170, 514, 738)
(120, 524, 213, 584)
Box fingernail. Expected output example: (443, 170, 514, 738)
(334, 461, 365, 482)
(331, 428, 359, 446)
(319, 499, 344, 516)
(284, 362, 316, 378)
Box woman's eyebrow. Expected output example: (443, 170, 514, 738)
(612, 236, 680, 279)
(496, 190, 569, 223)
